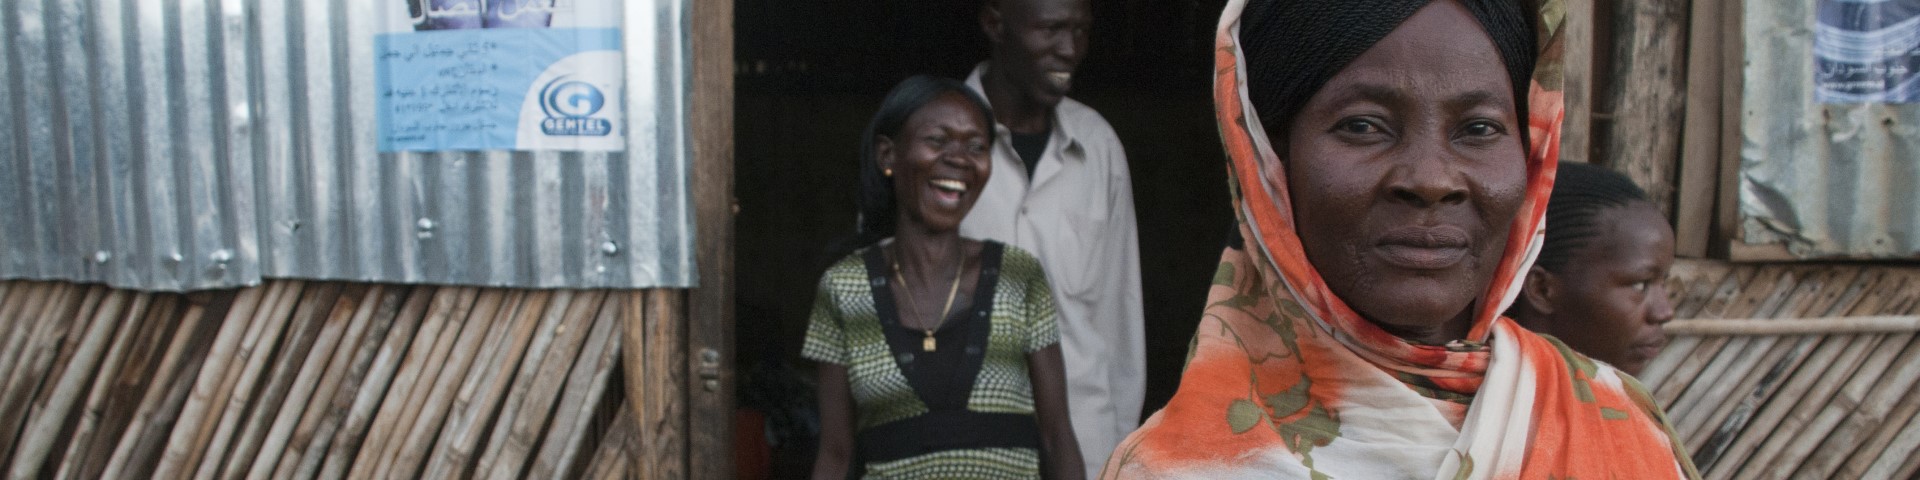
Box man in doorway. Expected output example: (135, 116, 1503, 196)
(962, 0, 1142, 476)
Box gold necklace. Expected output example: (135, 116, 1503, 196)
(892, 250, 964, 352)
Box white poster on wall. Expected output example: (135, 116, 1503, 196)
(375, 0, 626, 151)
(1815, 0, 1920, 103)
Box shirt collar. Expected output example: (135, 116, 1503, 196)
(966, 62, 1086, 160)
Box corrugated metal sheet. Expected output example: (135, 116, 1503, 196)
(0, 0, 694, 291)
(1740, 0, 1920, 259)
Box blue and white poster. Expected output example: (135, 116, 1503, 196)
(1815, 0, 1920, 103)
(377, 0, 625, 151)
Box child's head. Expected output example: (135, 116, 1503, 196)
(1512, 162, 1676, 375)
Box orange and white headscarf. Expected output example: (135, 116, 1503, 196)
(1101, 0, 1699, 478)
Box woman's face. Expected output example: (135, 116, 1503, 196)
(1277, 0, 1527, 343)
(1544, 202, 1676, 375)
(880, 92, 994, 233)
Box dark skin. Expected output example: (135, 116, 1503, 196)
(1278, 0, 1528, 346)
(979, 0, 1091, 134)
(1513, 202, 1676, 375)
(812, 92, 1084, 479)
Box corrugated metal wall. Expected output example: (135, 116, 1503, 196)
(0, 0, 694, 291)
(1740, 0, 1920, 259)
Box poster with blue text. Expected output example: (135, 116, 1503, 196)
(1815, 0, 1920, 103)
(378, 0, 624, 152)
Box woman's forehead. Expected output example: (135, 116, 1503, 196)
(1576, 204, 1675, 267)
(1332, 2, 1508, 84)
(904, 94, 988, 131)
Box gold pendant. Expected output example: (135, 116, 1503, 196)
(923, 335, 936, 352)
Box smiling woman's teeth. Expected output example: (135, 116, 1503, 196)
(1048, 72, 1072, 88)
(930, 179, 967, 193)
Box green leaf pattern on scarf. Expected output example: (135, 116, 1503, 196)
(1227, 399, 1264, 434)
(1545, 334, 1601, 403)
(1452, 451, 1474, 480)
(1214, 261, 1238, 286)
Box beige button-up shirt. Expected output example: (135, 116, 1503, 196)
(963, 64, 1144, 479)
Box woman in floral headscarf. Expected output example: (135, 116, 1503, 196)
(1102, 0, 1697, 478)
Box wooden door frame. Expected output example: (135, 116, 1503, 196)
(685, 0, 737, 476)
(621, 0, 735, 477)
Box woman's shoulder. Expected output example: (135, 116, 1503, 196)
(817, 248, 873, 285)
(988, 242, 1044, 275)
(987, 243, 1056, 294)
(831, 247, 870, 269)
(1513, 324, 1660, 400)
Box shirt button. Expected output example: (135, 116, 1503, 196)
(1019, 207, 1028, 215)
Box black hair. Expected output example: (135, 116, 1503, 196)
(1535, 161, 1652, 272)
(1239, 0, 1536, 151)
(828, 75, 995, 262)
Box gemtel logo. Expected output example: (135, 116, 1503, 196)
(538, 76, 612, 136)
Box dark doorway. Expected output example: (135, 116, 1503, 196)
(730, 0, 1233, 475)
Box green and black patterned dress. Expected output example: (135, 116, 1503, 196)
(803, 240, 1060, 479)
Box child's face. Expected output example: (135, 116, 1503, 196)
(1548, 202, 1676, 375)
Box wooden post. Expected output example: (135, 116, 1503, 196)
(528, 293, 625, 479)
(1713, 0, 1746, 260)
(153, 281, 289, 479)
(318, 285, 445, 480)
(626, 290, 687, 477)
(1676, 268, 1871, 459)
(344, 286, 482, 479)
(213, 283, 344, 478)
(50, 294, 175, 479)
(1652, 266, 1789, 406)
(1596, 0, 1689, 216)
(191, 282, 331, 479)
(686, 0, 737, 475)
(6, 291, 139, 478)
(586, 405, 637, 479)
(241, 284, 373, 479)
(1559, 0, 1596, 165)
(389, 289, 529, 478)
(1664, 315, 1920, 336)
(472, 290, 605, 479)
(101, 288, 242, 480)
(1674, 0, 1724, 258)
(1795, 331, 1920, 478)
(614, 0, 737, 473)
(0, 284, 93, 461)
(284, 285, 418, 479)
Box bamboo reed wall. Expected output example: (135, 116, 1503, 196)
(0, 280, 638, 479)
(1645, 260, 1920, 479)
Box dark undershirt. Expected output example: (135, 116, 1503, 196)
(864, 242, 1005, 411)
(856, 243, 1042, 469)
(1010, 129, 1050, 179)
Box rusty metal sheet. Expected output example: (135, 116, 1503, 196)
(1741, 0, 1920, 259)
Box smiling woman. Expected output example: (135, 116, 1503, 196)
(1102, 0, 1699, 479)
(804, 75, 1084, 479)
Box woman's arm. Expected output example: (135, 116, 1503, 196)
(1029, 344, 1085, 480)
(812, 364, 855, 480)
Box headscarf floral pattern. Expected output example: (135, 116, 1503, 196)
(1101, 1, 1698, 478)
